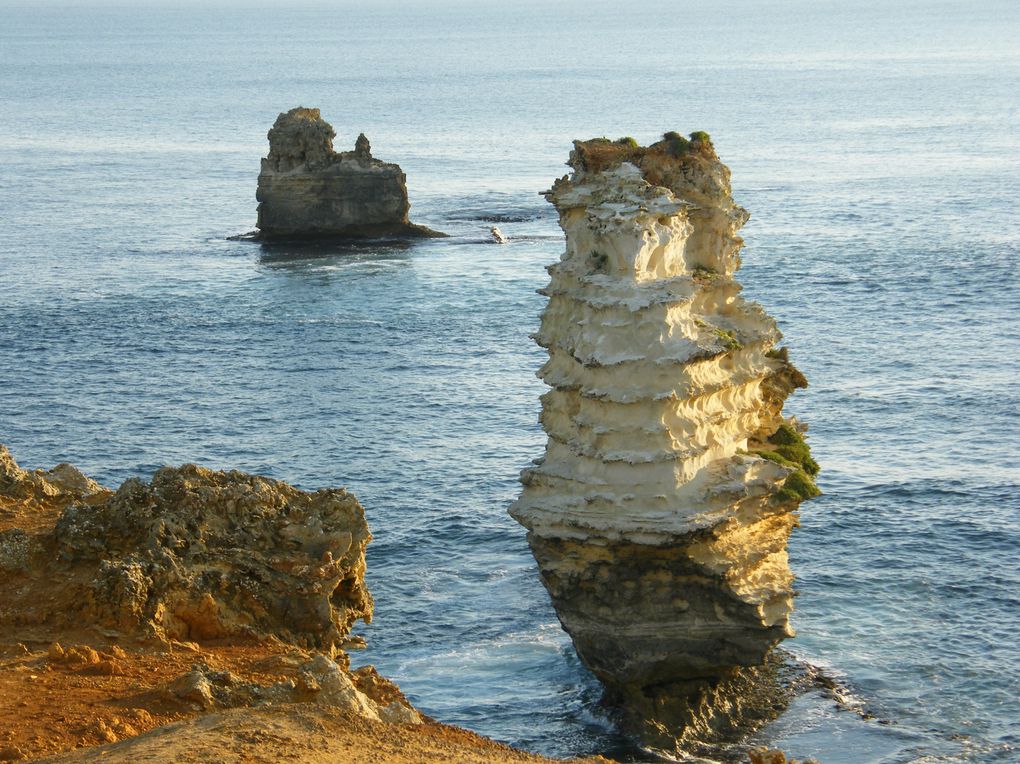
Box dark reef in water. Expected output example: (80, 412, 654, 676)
(255, 107, 445, 240)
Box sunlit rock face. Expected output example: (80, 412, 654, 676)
(256, 107, 443, 239)
(510, 134, 819, 745)
(0, 448, 374, 654)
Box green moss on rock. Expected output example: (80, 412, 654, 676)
(767, 423, 819, 476)
(715, 328, 742, 351)
(749, 449, 797, 469)
(662, 131, 692, 156)
(751, 421, 821, 503)
(777, 470, 822, 503)
(689, 130, 712, 146)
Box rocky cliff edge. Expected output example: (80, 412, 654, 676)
(0, 445, 606, 764)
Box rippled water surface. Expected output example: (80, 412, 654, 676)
(2, 1, 1018, 761)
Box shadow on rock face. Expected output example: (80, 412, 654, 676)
(625, 649, 856, 762)
(618, 651, 797, 760)
(254, 107, 446, 240)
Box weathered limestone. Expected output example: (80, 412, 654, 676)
(510, 134, 819, 746)
(164, 657, 422, 725)
(0, 444, 106, 505)
(255, 107, 443, 239)
(0, 445, 434, 762)
(0, 448, 373, 653)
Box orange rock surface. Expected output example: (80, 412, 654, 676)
(0, 445, 609, 764)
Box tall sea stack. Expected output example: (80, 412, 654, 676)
(256, 107, 443, 239)
(509, 134, 819, 746)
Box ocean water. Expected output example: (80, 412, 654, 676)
(1, 1, 1018, 761)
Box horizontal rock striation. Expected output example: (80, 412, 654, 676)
(255, 107, 444, 239)
(510, 134, 819, 746)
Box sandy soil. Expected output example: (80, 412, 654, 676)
(35, 703, 605, 764)
(0, 639, 612, 764)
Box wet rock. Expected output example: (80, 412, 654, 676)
(748, 748, 820, 764)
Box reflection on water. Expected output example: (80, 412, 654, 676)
(256, 238, 414, 265)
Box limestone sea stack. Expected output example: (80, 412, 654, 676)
(256, 107, 444, 239)
(509, 134, 820, 746)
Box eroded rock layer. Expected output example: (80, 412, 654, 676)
(1, 447, 628, 763)
(0, 446, 373, 652)
(256, 107, 443, 239)
(509, 134, 819, 745)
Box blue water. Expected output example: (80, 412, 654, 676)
(2, 1, 1019, 761)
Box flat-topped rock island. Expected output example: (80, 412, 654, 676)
(255, 107, 444, 240)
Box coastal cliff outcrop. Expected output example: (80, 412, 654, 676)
(256, 107, 443, 239)
(509, 134, 819, 747)
(0, 445, 616, 763)
(0, 446, 416, 760)
(1, 448, 373, 652)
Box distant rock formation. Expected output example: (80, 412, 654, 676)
(509, 134, 819, 747)
(255, 107, 444, 239)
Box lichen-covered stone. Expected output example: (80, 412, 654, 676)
(255, 107, 443, 239)
(510, 134, 819, 746)
(0, 450, 373, 654)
